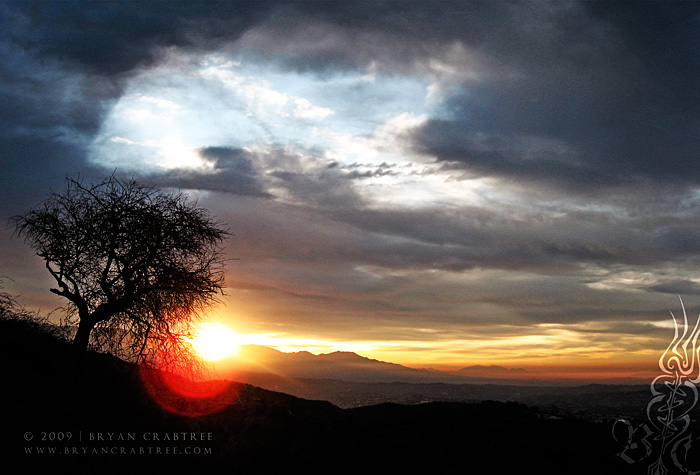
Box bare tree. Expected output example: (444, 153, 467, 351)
(12, 176, 229, 369)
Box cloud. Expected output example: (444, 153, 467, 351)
(0, 29, 110, 214)
(648, 279, 700, 296)
(148, 147, 271, 197)
(3, 1, 276, 77)
(399, 2, 700, 190)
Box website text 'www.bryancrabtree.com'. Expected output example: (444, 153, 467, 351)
(22, 431, 214, 456)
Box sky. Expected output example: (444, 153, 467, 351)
(2, 0, 700, 378)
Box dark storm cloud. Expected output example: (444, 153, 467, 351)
(648, 279, 700, 296)
(247, 0, 571, 77)
(149, 147, 271, 197)
(3, 0, 275, 77)
(0, 35, 108, 213)
(404, 1, 700, 189)
(413, 128, 624, 193)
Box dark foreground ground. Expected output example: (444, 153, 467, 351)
(1, 317, 640, 474)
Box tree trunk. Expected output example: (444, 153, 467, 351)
(73, 317, 95, 352)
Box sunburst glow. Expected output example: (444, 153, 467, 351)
(189, 322, 242, 361)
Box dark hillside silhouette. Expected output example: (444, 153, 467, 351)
(2, 317, 633, 474)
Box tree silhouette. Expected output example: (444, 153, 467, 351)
(12, 176, 229, 368)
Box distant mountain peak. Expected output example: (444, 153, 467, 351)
(320, 351, 374, 360)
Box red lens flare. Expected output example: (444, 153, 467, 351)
(139, 365, 241, 417)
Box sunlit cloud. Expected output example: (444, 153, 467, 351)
(88, 49, 497, 213)
(90, 51, 438, 177)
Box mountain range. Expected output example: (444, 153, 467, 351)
(214, 344, 532, 384)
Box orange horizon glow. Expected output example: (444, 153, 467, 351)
(189, 312, 668, 384)
(213, 296, 676, 383)
(205, 338, 662, 384)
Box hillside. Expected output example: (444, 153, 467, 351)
(1, 317, 632, 474)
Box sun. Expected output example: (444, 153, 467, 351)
(189, 322, 242, 361)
